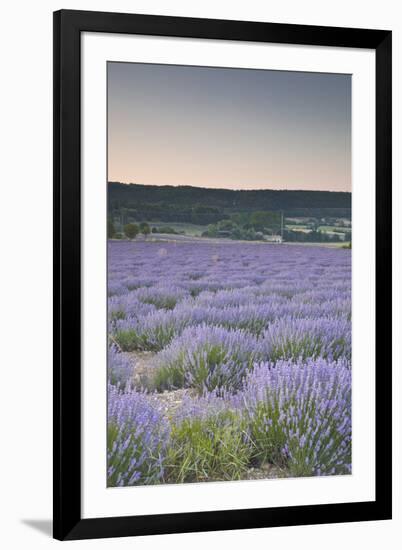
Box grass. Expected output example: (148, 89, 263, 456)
(164, 411, 251, 483)
(147, 221, 206, 237)
(113, 329, 147, 352)
(114, 326, 178, 353)
(246, 401, 288, 467)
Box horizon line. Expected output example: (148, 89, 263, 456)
(108, 181, 351, 194)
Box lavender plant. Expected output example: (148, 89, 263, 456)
(259, 317, 351, 362)
(108, 345, 133, 388)
(152, 324, 259, 392)
(233, 359, 351, 476)
(107, 383, 170, 486)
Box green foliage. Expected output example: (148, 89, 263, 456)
(283, 229, 342, 243)
(230, 212, 250, 226)
(249, 211, 281, 232)
(152, 343, 241, 392)
(152, 225, 180, 235)
(112, 329, 150, 352)
(152, 363, 186, 391)
(203, 224, 218, 238)
(107, 218, 116, 238)
(267, 335, 348, 362)
(165, 412, 251, 483)
(124, 223, 139, 240)
(139, 222, 151, 235)
(246, 400, 288, 467)
(108, 182, 352, 222)
(246, 391, 350, 477)
(202, 220, 262, 241)
(114, 323, 178, 353)
(217, 219, 235, 230)
(109, 308, 126, 321)
(152, 340, 256, 393)
(269, 336, 324, 362)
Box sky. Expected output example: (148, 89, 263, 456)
(108, 62, 351, 192)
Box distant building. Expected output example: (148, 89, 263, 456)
(265, 235, 283, 243)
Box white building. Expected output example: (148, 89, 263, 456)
(265, 235, 283, 243)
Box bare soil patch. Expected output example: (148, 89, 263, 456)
(125, 351, 194, 417)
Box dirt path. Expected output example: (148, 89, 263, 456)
(124, 350, 156, 387)
(245, 463, 288, 480)
(124, 351, 194, 418)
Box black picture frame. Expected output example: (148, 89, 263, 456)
(53, 9, 392, 541)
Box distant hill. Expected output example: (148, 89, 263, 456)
(108, 182, 351, 224)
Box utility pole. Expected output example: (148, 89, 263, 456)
(280, 210, 284, 241)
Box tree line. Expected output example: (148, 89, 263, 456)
(108, 182, 352, 223)
(108, 220, 151, 240)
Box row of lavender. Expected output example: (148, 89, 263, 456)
(107, 240, 351, 485)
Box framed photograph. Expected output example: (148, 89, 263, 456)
(53, 9, 392, 541)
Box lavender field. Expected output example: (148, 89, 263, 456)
(107, 239, 351, 486)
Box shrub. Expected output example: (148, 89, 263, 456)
(124, 223, 139, 240)
(140, 222, 151, 236)
(153, 225, 179, 235)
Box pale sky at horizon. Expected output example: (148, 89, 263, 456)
(108, 62, 351, 193)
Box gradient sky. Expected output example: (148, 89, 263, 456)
(108, 62, 351, 192)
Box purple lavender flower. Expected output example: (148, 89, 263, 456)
(107, 240, 352, 481)
(233, 358, 351, 476)
(108, 345, 133, 388)
(107, 383, 170, 486)
(153, 324, 259, 392)
(258, 316, 351, 362)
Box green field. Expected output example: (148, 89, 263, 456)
(147, 221, 206, 237)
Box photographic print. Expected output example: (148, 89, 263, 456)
(106, 62, 352, 487)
